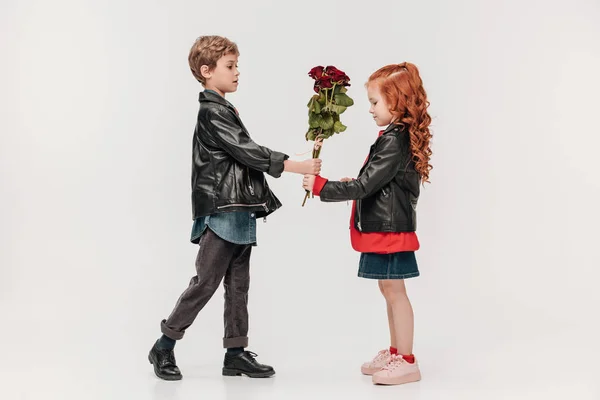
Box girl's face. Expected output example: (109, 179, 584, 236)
(367, 83, 394, 127)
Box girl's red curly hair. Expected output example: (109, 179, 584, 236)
(368, 63, 433, 184)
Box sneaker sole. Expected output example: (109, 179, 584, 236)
(222, 367, 275, 378)
(148, 353, 183, 381)
(372, 371, 421, 385)
(361, 366, 383, 375)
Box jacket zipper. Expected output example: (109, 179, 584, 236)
(356, 145, 376, 232)
(356, 199, 363, 231)
(218, 203, 269, 212)
(246, 167, 255, 196)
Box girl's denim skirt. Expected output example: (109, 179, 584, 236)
(358, 251, 420, 280)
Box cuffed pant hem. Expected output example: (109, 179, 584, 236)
(160, 319, 184, 340)
(223, 336, 248, 348)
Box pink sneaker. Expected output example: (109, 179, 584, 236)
(361, 349, 392, 375)
(372, 355, 421, 385)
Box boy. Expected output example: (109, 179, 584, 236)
(148, 35, 321, 380)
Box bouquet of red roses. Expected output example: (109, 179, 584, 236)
(302, 65, 354, 206)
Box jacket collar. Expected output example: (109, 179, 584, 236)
(382, 123, 403, 135)
(199, 90, 235, 110)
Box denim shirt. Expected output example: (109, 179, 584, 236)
(191, 211, 257, 245)
(190, 89, 257, 246)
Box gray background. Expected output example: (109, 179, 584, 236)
(1, 0, 599, 399)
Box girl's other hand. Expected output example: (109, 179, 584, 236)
(302, 174, 316, 191)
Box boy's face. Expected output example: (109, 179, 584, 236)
(202, 54, 240, 96)
(367, 83, 394, 127)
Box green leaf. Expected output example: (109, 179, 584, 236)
(339, 87, 348, 93)
(330, 104, 347, 115)
(319, 113, 334, 130)
(305, 129, 318, 141)
(313, 99, 321, 113)
(322, 129, 334, 139)
(309, 112, 322, 128)
(317, 92, 326, 106)
(307, 95, 320, 112)
(334, 93, 354, 107)
(333, 121, 347, 133)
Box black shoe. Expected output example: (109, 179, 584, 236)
(222, 351, 275, 378)
(148, 341, 183, 381)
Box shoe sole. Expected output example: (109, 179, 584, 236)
(372, 371, 421, 385)
(222, 367, 275, 378)
(148, 354, 183, 381)
(361, 366, 383, 375)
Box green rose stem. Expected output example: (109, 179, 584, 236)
(302, 131, 324, 206)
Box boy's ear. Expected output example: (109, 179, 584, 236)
(200, 65, 212, 80)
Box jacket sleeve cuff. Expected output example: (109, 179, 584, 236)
(267, 151, 289, 178)
(312, 175, 328, 196)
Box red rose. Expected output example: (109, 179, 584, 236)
(308, 66, 324, 80)
(311, 65, 350, 91)
(334, 72, 350, 85)
(313, 82, 320, 93)
(324, 66, 341, 75)
(313, 75, 333, 93)
(313, 81, 321, 93)
(324, 66, 350, 86)
(318, 75, 333, 89)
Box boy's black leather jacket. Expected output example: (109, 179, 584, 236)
(191, 91, 288, 219)
(319, 124, 421, 232)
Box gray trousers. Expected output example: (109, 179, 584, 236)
(160, 228, 251, 348)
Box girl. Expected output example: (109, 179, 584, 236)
(303, 62, 432, 386)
